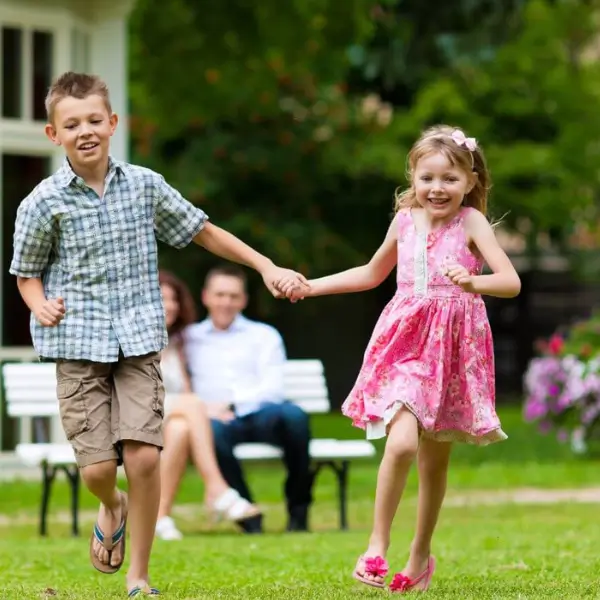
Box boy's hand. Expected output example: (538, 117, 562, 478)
(445, 264, 476, 293)
(262, 265, 309, 300)
(35, 297, 66, 327)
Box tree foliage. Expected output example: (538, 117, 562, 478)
(128, 0, 600, 296)
(129, 0, 377, 132)
(398, 0, 600, 245)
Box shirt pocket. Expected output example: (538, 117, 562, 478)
(59, 208, 103, 276)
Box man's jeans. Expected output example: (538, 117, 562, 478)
(210, 401, 312, 515)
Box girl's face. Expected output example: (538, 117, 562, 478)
(161, 283, 179, 329)
(413, 152, 474, 223)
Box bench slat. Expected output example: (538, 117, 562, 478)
(3, 360, 333, 417)
(235, 439, 376, 460)
(294, 399, 329, 414)
(15, 438, 376, 468)
(7, 403, 64, 417)
(5, 391, 60, 402)
(283, 360, 324, 375)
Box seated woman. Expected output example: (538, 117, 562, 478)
(156, 270, 261, 540)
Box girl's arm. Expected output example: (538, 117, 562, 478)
(302, 213, 400, 298)
(459, 210, 521, 298)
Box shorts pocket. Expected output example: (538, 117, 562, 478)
(150, 361, 165, 418)
(57, 379, 88, 439)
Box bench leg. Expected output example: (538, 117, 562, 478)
(40, 463, 56, 537)
(62, 465, 81, 537)
(334, 461, 350, 531)
(311, 460, 350, 531)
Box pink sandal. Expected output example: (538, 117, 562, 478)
(389, 555, 436, 593)
(352, 554, 389, 589)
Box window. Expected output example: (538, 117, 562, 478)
(2, 27, 22, 118)
(1, 27, 54, 121)
(32, 31, 53, 121)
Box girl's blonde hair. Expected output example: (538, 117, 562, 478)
(394, 124, 491, 216)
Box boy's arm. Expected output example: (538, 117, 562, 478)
(10, 198, 64, 326)
(193, 223, 308, 297)
(153, 174, 308, 296)
(16, 278, 65, 326)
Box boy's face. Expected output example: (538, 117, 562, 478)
(45, 94, 118, 172)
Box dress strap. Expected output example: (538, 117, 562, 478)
(396, 208, 412, 240)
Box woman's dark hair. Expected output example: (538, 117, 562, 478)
(159, 270, 198, 337)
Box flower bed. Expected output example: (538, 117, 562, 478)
(522, 311, 600, 454)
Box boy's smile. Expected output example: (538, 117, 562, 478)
(45, 94, 117, 177)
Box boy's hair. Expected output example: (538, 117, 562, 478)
(45, 71, 112, 123)
(395, 124, 491, 216)
(203, 264, 248, 291)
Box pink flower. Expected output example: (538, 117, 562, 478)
(389, 572, 412, 592)
(364, 414, 380, 422)
(548, 384, 560, 397)
(524, 399, 546, 421)
(364, 556, 389, 578)
(548, 335, 564, 356)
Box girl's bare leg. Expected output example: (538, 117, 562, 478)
(357, 408, 419, 584)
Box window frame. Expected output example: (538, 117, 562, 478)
(0, 4, 92, 125)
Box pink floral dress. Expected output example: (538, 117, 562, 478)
(342, 207, 507, 445)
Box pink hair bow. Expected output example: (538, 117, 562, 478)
(451, 129, 477, 151)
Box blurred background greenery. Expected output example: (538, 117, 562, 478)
(126, 0, 600, 404)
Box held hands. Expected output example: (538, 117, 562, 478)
(445, 264, 476, 293)
(35, 297, 66, 327)
(262, 265, 310, 302)
(286, 283, 311, 303)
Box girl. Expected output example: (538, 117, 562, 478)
(285, 125, 520, 592)
(156, 270, 261, 540)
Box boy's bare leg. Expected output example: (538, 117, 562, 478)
(122, 441, 161, 589)
(82, 460, 123, 567)
(56, 359, 121, 568)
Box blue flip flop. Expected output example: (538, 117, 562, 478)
(90, 492, 128, 574)
(128, 585, 160, 597)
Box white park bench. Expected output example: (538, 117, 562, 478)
(2, 359, 376, 536)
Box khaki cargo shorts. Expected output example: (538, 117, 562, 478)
(55, 351, 165, 468)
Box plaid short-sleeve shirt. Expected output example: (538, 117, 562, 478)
(10, 157, 208, 362)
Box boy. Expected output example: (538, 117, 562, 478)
(10, 71, 307, 597)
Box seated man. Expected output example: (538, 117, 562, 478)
(183, 264, 312, 533)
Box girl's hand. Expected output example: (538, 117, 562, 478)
(446, 264, 476, 293)
(279, 280, 310, 303)
(264, 266, 309, 299)
(287, 282, 311, 303)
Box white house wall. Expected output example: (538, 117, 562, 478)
(89, 18, 129, 162)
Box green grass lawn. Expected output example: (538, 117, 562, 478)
(0, 406, 599, 598)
